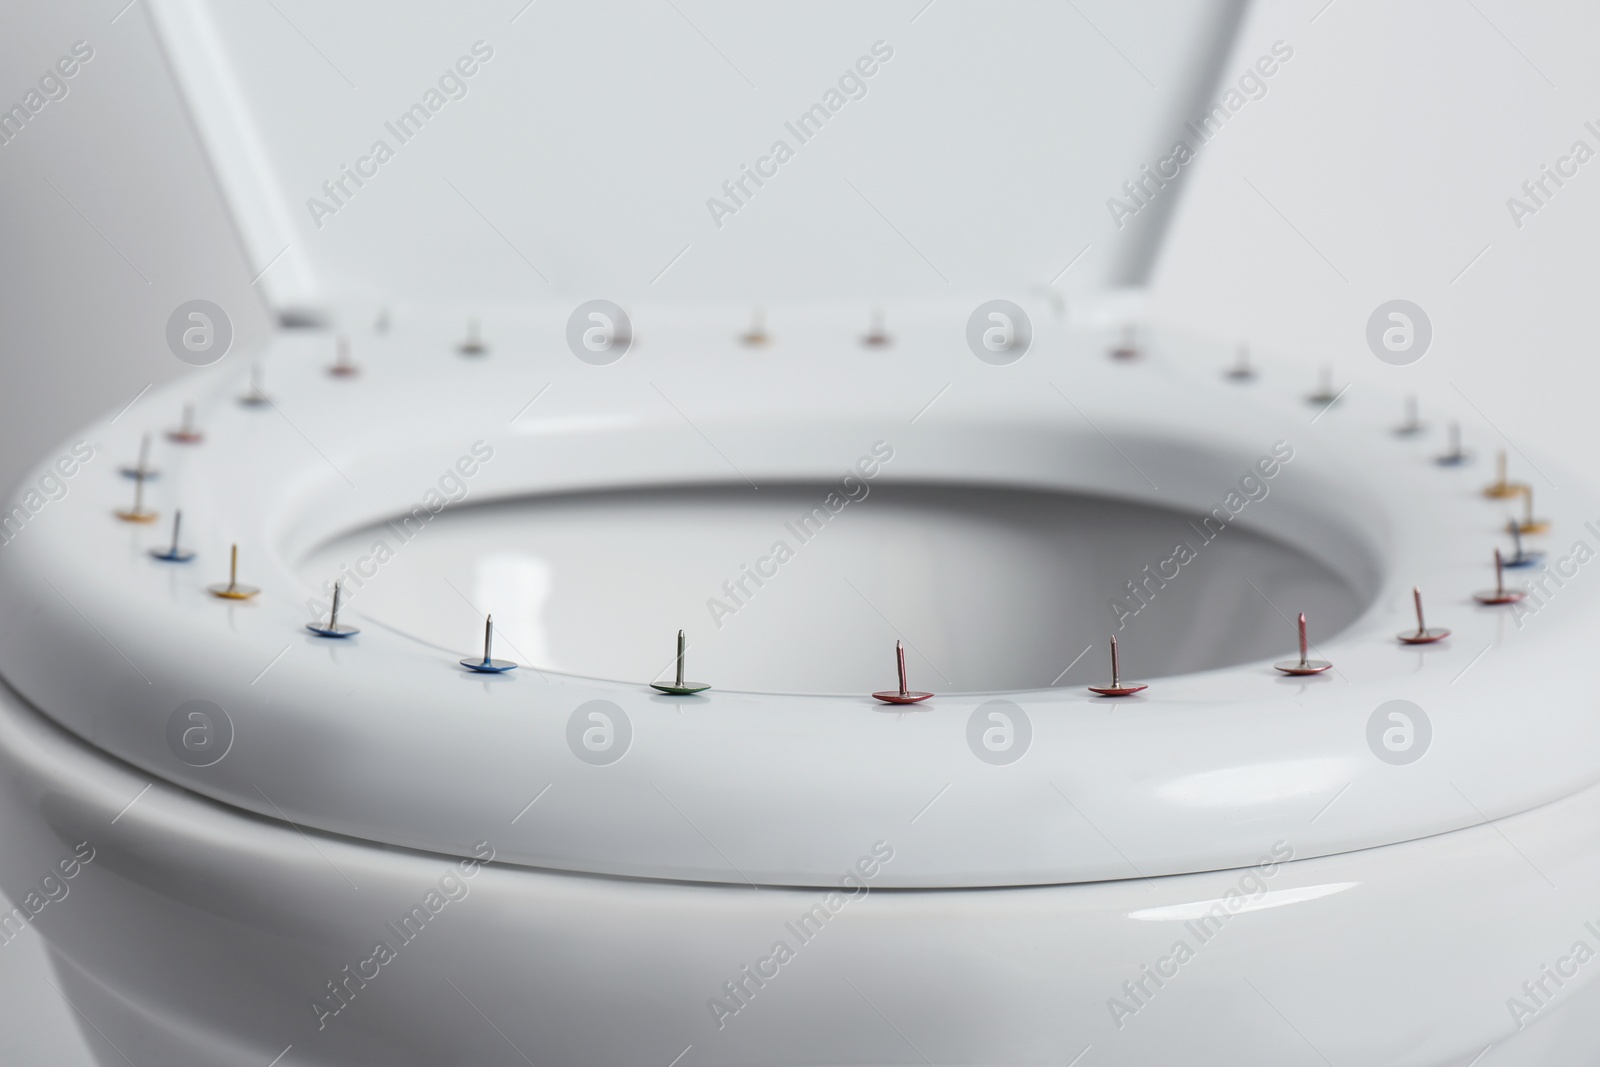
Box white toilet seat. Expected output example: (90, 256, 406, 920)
(2, 304, 1594, 888)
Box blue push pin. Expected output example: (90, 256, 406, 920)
(306, 580, 360, 638)
(119, 433, 160, 482)
(1504, 520, 1545, 569)
(460, 615, 516, 673)
(148, 510, 194, 562)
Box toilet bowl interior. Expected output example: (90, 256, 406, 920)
(298, 480, 1366, 692)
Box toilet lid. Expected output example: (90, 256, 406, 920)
(145, 0, 1250, 313)
(3, 310, 1598, 888)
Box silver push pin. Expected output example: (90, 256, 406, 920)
(1505, 519, 1545, 568)
(239, 365, 271, 408)
(1274, 612, 1332, 675)
(307, 580, 359, 638)
(862, 307, 891, 347)
(1306, 366, 1340, 406)
(114, 475, 157, 524)
(1394, 395, 1425, 437)
(650, 629, 711, 694)
(1514, 486, 1550, 535)
(1225, 343, 1255, 381)
(1397, 586, 1449, 644)
(119, 433, 159, 481)
(167, 403, 203, 445)
(460, 615, 515, 672)
(458, 319, 487, 356)
(207, 543, 260, 600)
(1483, 450, 1524, 500)
(1087, 634, 1147, 696)
(1474, 548, 1525, 605)
(741, 307, 769, 347)
(1434, 421, 1470, 466)
(1110, 324, 1139, 361)
(148, 510, 194, 562)
(872, 640, 932, 704)
(328, 335, 359, 378)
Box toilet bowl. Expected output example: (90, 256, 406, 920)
(6, 1, 1600, 1063)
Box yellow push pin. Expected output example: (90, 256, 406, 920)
(1483, 451, 1525, 500)
(740, 307, 769, 347)
(1515, 486, 1550, 535)
(113, 476, 158, 523)
(208, 544, 260, 600)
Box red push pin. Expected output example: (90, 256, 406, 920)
(861, 307, 891, 348)
(1474, 548, 1525, 605)
(1110, 324, 1139, 361)
(872, 640, 932, 704)
(1397, 586, 1449, 644)
(328, 335, 359, 378)
(1087, 634, 1147, 696)
(1274, 612, 1332, 675)
(166, 403, 203, 444)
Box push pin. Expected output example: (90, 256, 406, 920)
(1483, 451, 1524, 499)
(328, 336, 359, 378)
(1225, 344, 1255, 381)
(872, 640, 932, 704)
(1087, 635, 1147, 696)
(1274, 613, 1332, 675)
(1504, 520, 1545, 569)
(166, 403, 203, 445)
(238, 365, 271, 408)
(148, 510, 194, 562)
(207, 544, 260, 600)
(1306, 366, 1340, 406)
(1397, 587, 1449, 644)
(1110, 324, 1139, 361)
(862, 307, 891, 347)
(306, 580, 359, 638)
(650, 629, 711, 694)
(374, 306, 391, 334)
(740, 307, 769, 347)
(1394, 395, 1425, 437)
(119, 433, 159, 481)
(460, 615, 515, 672)
(1434, 421, 1470, 466)
(113, 476, 157, 523)
(1514, 487, 1550, 535)
(458, 319, 487, 356)
(1474, 549, 1525, 605)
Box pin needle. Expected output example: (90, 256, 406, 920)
(741, 307, 769, 347)
(113, 475, 157, 523)
(1475, 548, 1526, 605)
(872, 640, 933, 704)
(650, 629, 711, 694)
(167, 403, 203, 444)
(1088, 634, 1147, 696)
(148, 510, 194, 562)
(1397, 586, 1449, 644)
(1394, 395, 1425, 437)
(119, 433, 159, 481)
(862, 307, 891, 347)
(207, 543, 260, 599)
(1435, 421, 1470, 466)
(1505, 520, 1545, 568)
(328, 335, 359, 378)
(307, 580, 360, 638)
(460, 614, 515, 672)
(1515, 486, 1550, 535)
(1483, 450, 1523, 499)
(1274, 612, 1332, 675)
(459, 319, 487, 356)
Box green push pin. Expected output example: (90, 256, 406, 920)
(650, 629, 710, 695)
